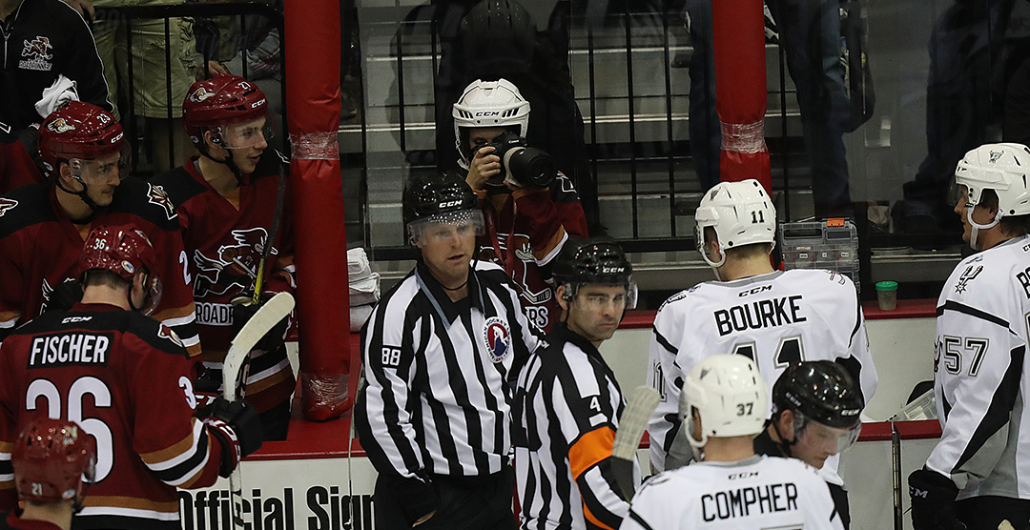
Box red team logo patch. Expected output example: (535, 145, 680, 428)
(0, 198, 17, 217)
(483, 317, 511, 363)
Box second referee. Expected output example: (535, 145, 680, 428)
(355, 172, 546, 530)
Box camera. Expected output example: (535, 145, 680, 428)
(476, 131, 557, 189)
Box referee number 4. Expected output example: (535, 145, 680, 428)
(381, 347, 402, 367)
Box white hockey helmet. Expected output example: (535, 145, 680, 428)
(678, 354, 768, 458)
(452, 78, 531, 167)
(694, 179, 776, 268)
(952, 143, 1030, 216)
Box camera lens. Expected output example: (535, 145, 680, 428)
(507, 147, 557, 188)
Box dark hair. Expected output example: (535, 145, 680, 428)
(702, 227, 773, 260)
(980, 189, 1030, 236)
(82, 269, 131, 291)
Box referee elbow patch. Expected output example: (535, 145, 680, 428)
(569, 426, 615, 480)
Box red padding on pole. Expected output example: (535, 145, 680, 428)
(284, 0, 350, 420)
(711, 0, 772, 193)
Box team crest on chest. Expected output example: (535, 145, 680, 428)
(147, 184, 177, 220)
(0, 197, 17, 217)
(20, 36, 53, 71)
(483, 316, 511, 363)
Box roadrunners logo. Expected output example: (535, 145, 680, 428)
(147, 184, 176, 220)
(194, 228, 276, 298)
(188, 87, 215, 102)
(47, 118, 75, 134)
(0, 198, 17, 218)
(990, 150, 1004, 164)
(483, 317, 511, 363)
(955, 265, 983, 294)
(20, 36, 53, 71)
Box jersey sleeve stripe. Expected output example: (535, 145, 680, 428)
(652, 327, 678, 356)
(144, 420, 211, 487)
(937, 301, 1011, 329)
(627, 509, 656, 530)
(568, 427, 616, 479)
(0, 313, 17, 328)
(139, 421, 200, 465)
(582, 503, 618, 530)
(954, 345, 1025, 472)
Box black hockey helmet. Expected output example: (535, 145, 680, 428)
(553, 239, 637, 308)
(402, 172, 482, 244)
(772, 361, 864, 429)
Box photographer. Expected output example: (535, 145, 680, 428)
(454, 78, 588, 332)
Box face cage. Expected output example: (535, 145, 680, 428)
(407, 209, 485, 245)
(561, 281, 638, 310)
(214, 112, 275, 150)
(794, 410, 862, 454)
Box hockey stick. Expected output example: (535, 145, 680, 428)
(252, 150, 290, 304)
(223, 292, 296, 530)
(611, 386, 660, 501)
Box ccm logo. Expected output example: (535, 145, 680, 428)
(439, 200, 462, 208)
(475, 111, 501, 117)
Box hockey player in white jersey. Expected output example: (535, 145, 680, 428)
(909, 143, 1030, 530)
(646, 179, 877, 473)
(621, 354, 844, 530)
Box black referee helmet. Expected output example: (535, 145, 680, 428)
(553, 239, 634, 301)
(402, 172, 479, 244)
(772, 361, 864, 429)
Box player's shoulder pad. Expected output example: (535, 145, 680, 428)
(761, 454, 824, 479)
(14, 309, 189, 359)
(656, 285, 704, 315)
(151, 166, 207, 208)
(0, 183, 56, 239)
(108, 177, 180, 230)
(942, 248, 1014, 297)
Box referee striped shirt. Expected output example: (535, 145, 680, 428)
(355, 260, 545, 496)
(514, 323, 638, 530)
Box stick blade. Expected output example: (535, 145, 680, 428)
(223, 292, 295, 401)
(613, 386, 660, 460)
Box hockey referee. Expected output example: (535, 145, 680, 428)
(909, 144, 1030, 530)
(513, 240, 640, 530)
(355, 172, 545, 530)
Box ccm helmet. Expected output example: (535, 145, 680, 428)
(952, 143, 1030, 247)
(679, 354, 768, 459)
(552, 239, 636, 308)
(452, 78, 531, 167)
(694, 179, 776, 268)
(772, 361, 864, 429)
(402, 172, 484, 245)
(183, 74, 272, 149)
(12, 418, 96, 504)
(38, 101, 124, 179)
(79, 224, 163, 315)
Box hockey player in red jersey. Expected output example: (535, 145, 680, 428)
(0, 418, 97, 530)
(454, 78, 588, 332)
(0, 101, 201, 362)
(153, 74, 296, 440)
(0, 224, 262, 530)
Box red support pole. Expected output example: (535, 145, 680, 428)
(711, 0, 772, 193)
(284, 0, 350, 420)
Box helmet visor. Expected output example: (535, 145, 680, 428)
(140, 275, 163, 317)
(407, 209, 485, 245)
(798, 418, 862, 455)
(947, 176, 974, 208)
(566, 282, 638, 311)
(70, 151, 129, 185)
(219, 114, 274, 150)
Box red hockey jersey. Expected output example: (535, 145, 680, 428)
(152, 154, 296, 413)
(0, 179, 200, 359)
(0, 303, 229, 530)
(0, 140, 43, 196)
(477, 174, 588, 332)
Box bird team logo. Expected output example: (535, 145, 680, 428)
(194, 228, 276, 298)
(20, 36, 53, 71)
(147, 184, 177, 220)
(46, 118, 75, 134)
(188, 87, 215, 102)
(483, 317, 511, 363)
(0, 198, 17, 218)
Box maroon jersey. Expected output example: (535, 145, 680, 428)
(0, 180, 201, 360)
(0, 303, 229, 530)
(0, 140, 43, 195)
(0, 512, 63, 530)
(477, 174, 588, 331)
(152, 154, 296, 413)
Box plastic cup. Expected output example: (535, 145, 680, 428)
(875, 281, 898, 311)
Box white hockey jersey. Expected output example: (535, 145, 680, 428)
(929, 234, 1030, 500)
(646, 270, 878, 473)
(620, 455, 844, 530)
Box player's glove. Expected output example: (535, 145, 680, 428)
(197, 396, 263, 477)
(46, 280, 83, 312)
(231, 292, 289, 353)
(908, 468, 966, 530)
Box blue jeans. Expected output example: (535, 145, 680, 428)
(687, 0, 852, 215)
